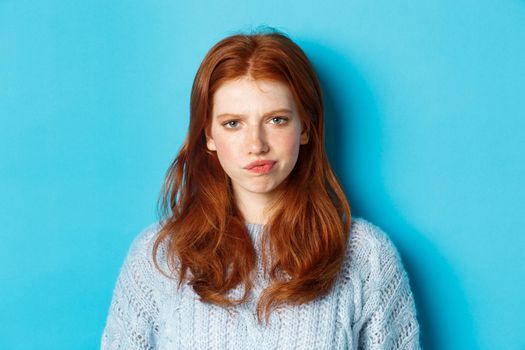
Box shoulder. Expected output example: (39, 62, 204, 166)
(119, 221, 174, 291)
(125, 221, 171, 268)
(344, 217, 408, 287)
(128, 221, 163, 254)
(348, 217, 399, 259)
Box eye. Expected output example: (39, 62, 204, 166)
(223, 120, 239, 128)
(269, 116, 288, 125)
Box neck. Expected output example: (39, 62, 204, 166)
(234, 191, 274, 225)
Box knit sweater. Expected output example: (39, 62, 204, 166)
(101, 218, 420, 349)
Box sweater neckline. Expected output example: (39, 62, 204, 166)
(245, 222, 265, 241)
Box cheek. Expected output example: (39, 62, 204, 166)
(212, 138, 238, 168)
(278, 130, 302, 158)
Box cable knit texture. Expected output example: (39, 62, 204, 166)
(101, 218, 420, 349)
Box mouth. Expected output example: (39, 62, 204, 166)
(244, 160, 276, 174)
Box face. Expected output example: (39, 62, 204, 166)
(206, 77, 309, 206)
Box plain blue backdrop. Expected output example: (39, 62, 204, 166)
(1, 1, 524, 349)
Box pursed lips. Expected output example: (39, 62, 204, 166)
(244, 160, 276, 173)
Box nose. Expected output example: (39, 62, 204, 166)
(246, 125, 269, 155)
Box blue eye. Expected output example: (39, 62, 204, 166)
(270, 116, 288, 125)
(224, 120, 239, 128)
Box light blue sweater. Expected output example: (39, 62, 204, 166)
(101, 218, 420, 349)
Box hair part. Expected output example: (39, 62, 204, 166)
(153, 28, 351, 323)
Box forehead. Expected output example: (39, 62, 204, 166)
(212, 78, 296, 116)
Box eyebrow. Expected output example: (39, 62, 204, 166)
(215, 108, 293, 120)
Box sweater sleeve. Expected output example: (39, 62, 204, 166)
(353, 221, 420, 350)
(101, 225, 165, 350)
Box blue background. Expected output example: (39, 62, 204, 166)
(1, 1, 524, 349)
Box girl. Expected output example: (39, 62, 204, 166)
(102, 30, 420, 349)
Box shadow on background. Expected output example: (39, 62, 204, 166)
(300, 40, 478, 349)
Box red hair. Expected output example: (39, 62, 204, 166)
(153, 30, 351, 322)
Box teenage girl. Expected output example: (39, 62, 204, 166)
(102, 30, 420, 350)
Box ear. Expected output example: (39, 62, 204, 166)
(300, 127, 309, 145)
(205, 130, 217, 151)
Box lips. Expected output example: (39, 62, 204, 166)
(244, 160, 276, 174)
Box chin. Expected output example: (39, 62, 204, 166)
(249, 186, 278, 195)
(244, 182, 280, 195)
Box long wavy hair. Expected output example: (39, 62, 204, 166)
(153, 29, 351, 322)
